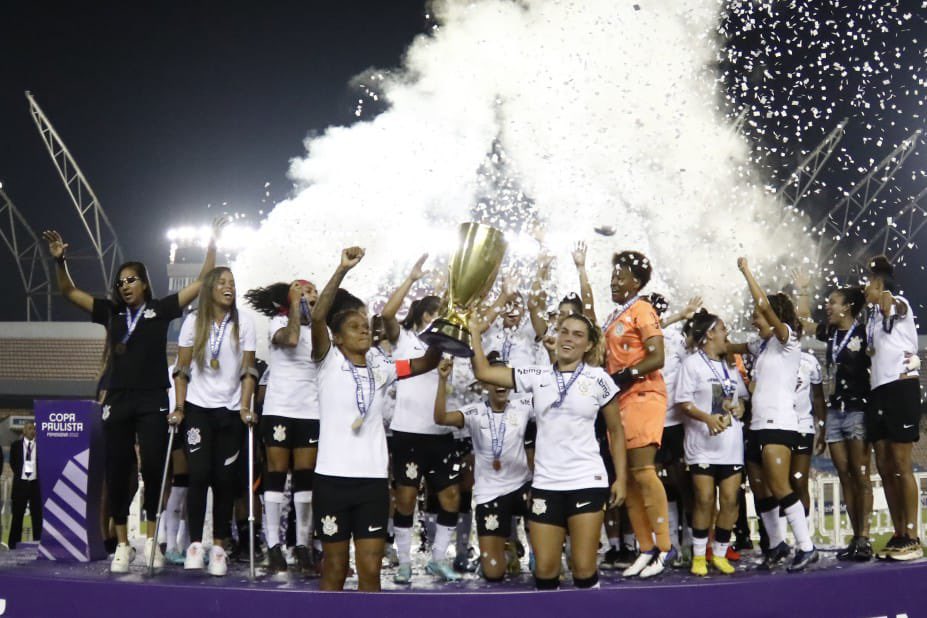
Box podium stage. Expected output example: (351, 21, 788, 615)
(0, 544, 922, 618)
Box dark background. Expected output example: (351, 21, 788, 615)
(1, 1, 924, 324)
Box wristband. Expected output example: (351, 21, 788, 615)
(55, 255, 66, 265)
(396, 359, 412, 379)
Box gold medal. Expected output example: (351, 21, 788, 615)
(210, 358, 220, 370)
(492, 458, 501, 471)
(351, 415, 364, 432)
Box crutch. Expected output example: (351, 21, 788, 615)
(247, 422, 256, 579)
(149, 425, 176, 576)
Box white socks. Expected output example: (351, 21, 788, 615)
(760, 508, 785, 548)
(433, 525, 454, 563)
(264, 491, 284, 547)
(783, 501, 814, 552)
(294, 491, 313, 548)
(692, 534, 708, 558)
(163, 486, 187, 553)
(395, 526, 413, 566)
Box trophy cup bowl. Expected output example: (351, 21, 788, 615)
(418, 222, 507, 357)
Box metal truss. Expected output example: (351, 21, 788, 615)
(26, 91, 124, 293)
(855, 186, 927, 264)
(776, 118, 847, 209)
(0, 188, 51, 321)
(812, 129, 922, 268)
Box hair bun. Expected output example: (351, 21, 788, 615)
(868, 255, 893, 277)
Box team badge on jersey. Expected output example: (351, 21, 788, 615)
(101, 405, 111, 421)
(405, 462, 418, 480)
(273, 424, 286, 442)
(532, 498, 547, 515)
(614, 322, 625, 336)
(578, 379, 591, 396)
(484, 514, 499, 531)
(321, 515, 338, 537)
(847, 336, 862, 352)
(143, 308, 157, 319)
(187, 427, 202, 446)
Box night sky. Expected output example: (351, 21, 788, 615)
(1, 1, 925, 325)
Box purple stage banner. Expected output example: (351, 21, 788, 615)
(34, 399, 106, 562)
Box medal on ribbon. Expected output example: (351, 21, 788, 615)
(350, 359, 376, 432)
(603, 295, 640, 336)
(116, 303, 147, 355)
(209, 313, 232, 369)
(548, 362, 585, 413)
(485, 403, 506, 471)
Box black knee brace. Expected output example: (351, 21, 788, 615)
(459, 489, 472, 514)
(778, 492, 800, 515)
(292, 468, 314, 492)
(172, 473, 190, 488)
(437, 506, 457, 527)
(534, 575, 560, 590)
(715, 528, 732, 544)
(573, 572, 599, 589)
(756, 495, 778, 514)
(264, 470, 287, 494)
(394, 512, 414, 528)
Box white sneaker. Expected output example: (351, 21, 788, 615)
(208, 544, 228, 576)
(184, 542, 205, 570)
(622, 549, 656, 577)
(110, 543, 135, 573)
(144, 538, 165, 569)
(639, 547, 678, 579)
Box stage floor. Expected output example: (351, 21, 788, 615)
(0, 543, 923, 617)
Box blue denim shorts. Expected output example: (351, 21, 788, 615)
(825, 408, 866, 443)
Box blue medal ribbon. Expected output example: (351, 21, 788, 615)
(603, 295, 640, 334)
(121, 303, 147, 346)
(501, 331, 513, 362)
(698, 351, 736, 399)
(350, 361, 376, 425)
(208, 313, 232, 366)
(484, 402, 507, 464)
(828, 324, 857, 370)
(551, 362, 585, 409)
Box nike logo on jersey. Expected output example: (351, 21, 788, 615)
(189, 447, 202, 453)
(539, 383, 550, 388)
(368, 526, 383, 532)
(575, 501, 592, 508)
(448, 473, 459, 480)
(903, 423, 915, 429)
(309, 438, 319, 444)
(159, 408, 168, 412)
(797, 446, 810, 451)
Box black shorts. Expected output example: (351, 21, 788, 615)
(475, 483, 530, 537)
(528, 486, 609, 528)
(524, 420, 537, 450)
(745, 429, 799, 464)
(791, 432, 815, 455)
(260, 415, 319, 450)
(390, 431, 461, 491)
(313, 473, 389, 543)
(866, 379, 922, 444)
(103, 388, 168, 424)
(656, 424, 685, 466)
(455, 437, 474, 459)
(689, 463, 744, 482)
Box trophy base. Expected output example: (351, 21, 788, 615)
(418, 318, 474, 358)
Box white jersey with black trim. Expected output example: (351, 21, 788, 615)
(514, 364, 619, 491)
(674, 353, 749, 466)
(178, 311, 257, 411)
(460, 395, 533, 504)
(484, 320, 539, 367)
(747, 327, 801, 432)
(794, 351, 823, 434)
(315, 346, 398, 479)
(262, 315, 320, 420)
(388, 328, 449, 435)
(663, 324, 688, 427)
(867, 295, 920, 389)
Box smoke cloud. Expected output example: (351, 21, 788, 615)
(233, 0, 811, 329)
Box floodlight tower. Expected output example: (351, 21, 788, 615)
(0, 187, 51, 320)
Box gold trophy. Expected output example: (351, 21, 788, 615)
(419, 222, 507, 357)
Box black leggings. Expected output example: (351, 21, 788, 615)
(102, 389, 169, 525)
(183, 403, 243, 542)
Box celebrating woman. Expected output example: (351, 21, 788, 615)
(727, 257, 816, 572)
(863, 256, 922, 561)
(170, 266, 257, 576)
(674, 311, 749, 576)
(42, 220, 222, 573)
(380, 255, 464, 583)
(245, 279, 320, 575)
(433, 354, 535, 581)
(310, 247, 440, 591)
(602, 251, 673, 578)
(469, 312, 626, 590)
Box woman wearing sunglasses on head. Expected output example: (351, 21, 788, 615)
(42, 217, 226, 574)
